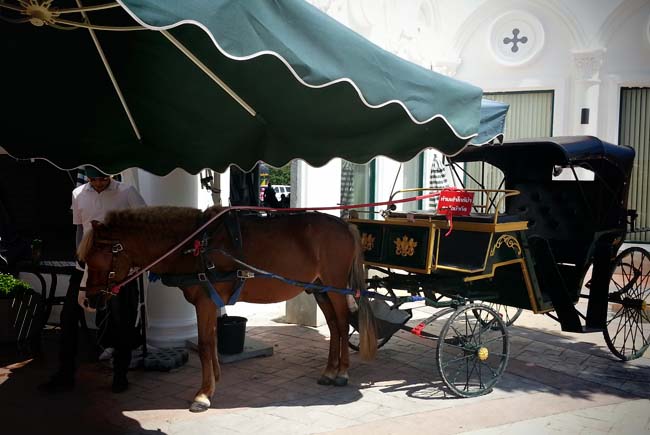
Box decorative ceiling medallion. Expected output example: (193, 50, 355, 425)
(488, 11, 545, 67)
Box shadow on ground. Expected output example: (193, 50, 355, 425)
(1, 318, 649, 434)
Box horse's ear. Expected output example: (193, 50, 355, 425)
(91, 220, 104, 230)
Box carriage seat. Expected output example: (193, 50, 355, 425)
(387, 210, 522, 224)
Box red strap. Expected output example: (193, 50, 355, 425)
(110, 285, 121, 295)
(410, 322, 426, 336)
(193, 239, 201, 256)
(445, 211, 454, 237)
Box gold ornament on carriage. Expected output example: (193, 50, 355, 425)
(489, 234, 522, 257)
(394, 235, 417, 257)
(361, 233, 375, 252)
(477, 347, 489, 361)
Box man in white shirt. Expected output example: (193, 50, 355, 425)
(40, 166, 146, 394)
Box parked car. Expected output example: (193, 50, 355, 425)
(273, 185, 290, 201)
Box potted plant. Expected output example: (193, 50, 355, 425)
(0, 272, 38, 343)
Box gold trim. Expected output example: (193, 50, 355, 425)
(352, 219, 434, 274)
(433, 229, 494, 273)
(388, 188, 522, 226)
(349, 217, 528, 233)
(463, 258, 541, 313)
(477, 347, 489, 361)
(425, 224, 435, 274)
(490, 235, 522, 257)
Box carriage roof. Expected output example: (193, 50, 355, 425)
(452, 136, 635, 181)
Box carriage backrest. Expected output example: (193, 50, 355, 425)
(451, 136, 635, 268)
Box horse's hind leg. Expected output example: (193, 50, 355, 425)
(327, 292, 352, 386)
(314, 292, 341, 385)
(187, 290, 219, 412)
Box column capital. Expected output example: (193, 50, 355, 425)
(572, 48, 606, 83)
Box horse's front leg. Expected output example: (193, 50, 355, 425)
(184, 287, 219, 412)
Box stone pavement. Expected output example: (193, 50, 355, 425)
(1, 302, 649, 435)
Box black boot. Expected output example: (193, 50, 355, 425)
(38, 372, 74, 393)
(111, 374, 129, 393)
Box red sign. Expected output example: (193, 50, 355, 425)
(437, 188, 474, 237)
(437, 188, 474, 216)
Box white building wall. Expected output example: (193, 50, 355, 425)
(307, 0, 650, 197)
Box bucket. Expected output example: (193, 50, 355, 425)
(217, 315, 247, 354)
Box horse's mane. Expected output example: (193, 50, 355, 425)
(77, 206, 208, 260)
(77, 229, 94, 262)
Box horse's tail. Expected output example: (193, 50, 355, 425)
(348, 224, 377, 361)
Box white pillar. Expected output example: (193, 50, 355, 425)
(136, 168, 200, 348)
(284, 159, 342, 327)
(571, 48, 605, 136)
(375, 156, 403, 209)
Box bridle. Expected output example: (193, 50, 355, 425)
(91, 238, 133, 297)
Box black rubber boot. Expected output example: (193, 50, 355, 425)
(38, 373, 75, 393)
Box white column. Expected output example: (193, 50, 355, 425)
(284, 159, 342, 327)
(571, 48, 605, 136)
(136, 168, 200, 348)
(375, 156, 403, 210)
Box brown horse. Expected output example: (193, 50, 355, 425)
(78, 206, 376, 412)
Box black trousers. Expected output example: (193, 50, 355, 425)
(58, 269, 140, 379)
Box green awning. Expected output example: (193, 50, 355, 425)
(0, 0, 483, 175)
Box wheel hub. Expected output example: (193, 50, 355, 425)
(622, 297, 647, 310)
(477, 347, 489, 361)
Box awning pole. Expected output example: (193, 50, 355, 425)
(76, 0, 142, 141)
(161, 30, 257, 117)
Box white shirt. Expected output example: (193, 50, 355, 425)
(71, 179, 146, 235)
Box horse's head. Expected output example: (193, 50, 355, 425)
(78, 221, 132, 310)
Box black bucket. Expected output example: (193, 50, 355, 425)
(217, 315, 247, 354)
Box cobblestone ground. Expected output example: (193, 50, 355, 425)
(1, 303, 649, 435)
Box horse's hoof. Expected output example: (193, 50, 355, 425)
(333, 377, 348, 387)
(317, 375, 334, 386)
(189, 401, 210, 413)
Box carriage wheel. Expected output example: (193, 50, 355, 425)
(348, 281, 402, 351)
(603, 247, 650, 361)
(437, 304, 509, 397)
(473, 303, 523, 327)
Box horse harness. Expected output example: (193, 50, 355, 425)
(98, 210, 366, 307)
(156, 210, 253, 308)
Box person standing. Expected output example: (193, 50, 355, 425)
(39, 166, 146, 394)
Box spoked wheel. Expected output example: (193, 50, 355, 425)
(437, 304, 509, 397)
(604, 247, 650, 361)
(473, 303, 522, 327)
(349, 281, 407, 351)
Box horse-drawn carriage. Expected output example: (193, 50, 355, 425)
(349, 136, 649, 397)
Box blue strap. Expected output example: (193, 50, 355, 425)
(160, 270, 245, 308)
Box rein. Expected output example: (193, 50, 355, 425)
(106, 192, 441, 294)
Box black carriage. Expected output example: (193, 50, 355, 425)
(349, 136, 648, 397)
